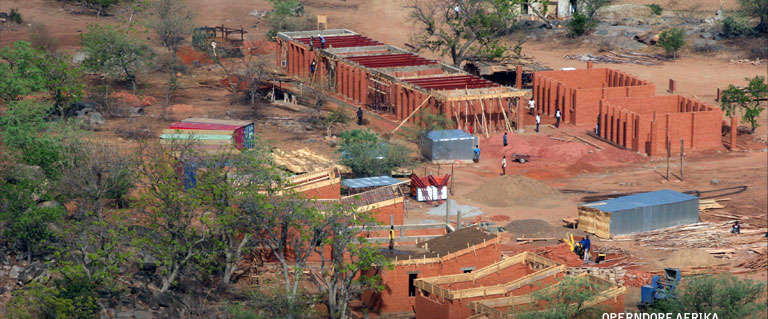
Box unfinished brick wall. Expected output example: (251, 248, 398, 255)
(414, 272, 563, 319)
(599, 95, 723, 156)
(362, 242, 501, 315)
(532, 68, 655, 126)
(367, 201, 405, 226)
(298, 183, 341, 200)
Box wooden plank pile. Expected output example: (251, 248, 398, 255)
(272, 147, 338, 174)
(736, 248, 767, 270)
(566, 266, 627, 286)
(563, 50, 670, 66)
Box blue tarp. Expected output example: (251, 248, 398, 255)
(580, 190, 697, 213)
(342, 176, 402, 189)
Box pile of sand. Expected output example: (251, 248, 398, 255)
(506, 219, 560, 238)
(464, 175, 560, 207)
(659, 249, 721, 268)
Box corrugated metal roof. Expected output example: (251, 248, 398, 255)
(182, 118, 252, 127)
(580, 189, 697, 213)
(342, 176, 402, 189)
(169, 122, 240, 131)
(424, 129, 474, 141)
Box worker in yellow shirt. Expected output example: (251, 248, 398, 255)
(389, 225, 395, 252)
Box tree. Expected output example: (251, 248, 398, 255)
(406, 0, 521, 67)
(658, 28, 685, 59)
(577, 0, 615, 20)
(649, 274, 767, 319)
(721, 76, 768, 133)
(37, 52, 85, 116)
(81, 24, 153, 92)
(234, 54, 273, 106)
(338, 129, 413, 177)
(514, 275, 607, 319)
(266, 0, 314, 39)
(739, 0, 768, 33)
(567, 0, 614, 37)
(57, 142, 135, 219)
(0, 164, 65, 264)
(133, 140, 212, 293)
(310, 203, 390, 319)
(149, 0, 196, 52)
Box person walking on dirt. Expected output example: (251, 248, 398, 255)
(357, 107, 364, 125)
(535, 113, 541, 133)
(528, 99, 535, 115)
(319, 35, 326, 49)
(473, 145, 480, 163)
(389, 225, 395, 252)
(501, 155, 506, 175)
(503, 132, 508, 147)
(310, 60, 316, 75)
(555, 108, 561, 128)
(731, 221, 741, 235)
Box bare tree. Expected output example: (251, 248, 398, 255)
(235, 53, 273, 107)
(406, 0, 521, 67)
(150, 0, 197, 52)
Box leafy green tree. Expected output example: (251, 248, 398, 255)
(407, 0, 521, 67)
(721, 76, 768, 133)
(739, 0, 768, 33)
(310, 203, 390, 319)
(266, 0, 314, 39)
(0, 42, 83, 110)
(567, 12, 596, 37)
(577, 0, 615, 20)
(514, 275, 607, 319)
(646, 4, 663, 15)
(338, 129, 413, 177)
(150, 0, 196, 52)
(0, 164, 65, 263)
(81, 24, 153, 92)
(649, 274, 767, 319)
(133, 140, 212, 293)
(721, 16, 754, 38)
(7, 282, 81, 319)
(658, 28, 685, 59)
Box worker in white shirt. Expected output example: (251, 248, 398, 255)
(528, 99, 535, 115)
(535, 113, 541, 133)
(555, 108, 561, 128)
(501, 155, 506, 175)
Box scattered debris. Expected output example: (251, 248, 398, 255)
(729, 58, 762, 65)
(564, 51, 670, 66)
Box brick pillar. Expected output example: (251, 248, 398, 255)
(587, 61, 593, 69)
(730, 116, 738, 150)
(335, 62, 341, 94)
(649, 120, 658, 156)
(626, 113, 635, 150)
(716, 88, 721, 102)
(351, 68, 358, 102)
(668, 78, 676, 93)
(516, 65, 523, 89)
(276, 40, 281, 67)
(360, 72, 368, 106)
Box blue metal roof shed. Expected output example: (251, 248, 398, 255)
(578, 190, 699, 238)
(420, 130, 478, 162)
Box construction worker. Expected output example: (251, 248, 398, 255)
(357, 107, 363, 125)
(501, 155, 506, 175)
(389, 225, 395, 252)
(595, 115, 601, 135)
(309, 36, 315, 50)
(731, 220, 741, 235)
(503, 132, 508, 147)
(310, 60, 316, 74)
(319, 35, 326, 49)
(579, 235, 591, 263)
(535, 113, 541, 133)
(469, 124, 474, 134)
(473, 145, 480, 163)
(528, 98, 535, 115)
(555, 108, 561, 128)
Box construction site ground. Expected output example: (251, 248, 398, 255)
(2, 0, 766, 314)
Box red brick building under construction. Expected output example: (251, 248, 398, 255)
(276, 30, 525, 135)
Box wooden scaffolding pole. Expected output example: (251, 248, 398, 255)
(479, 99, 490, 138)
(392, 95, 433, 133)
(498, 97, 512, 133)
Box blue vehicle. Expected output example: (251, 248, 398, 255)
(638, 268, 681, 308)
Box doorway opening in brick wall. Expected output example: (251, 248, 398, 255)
(408, 273, 418, 297)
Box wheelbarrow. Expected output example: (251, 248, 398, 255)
(510, 153, 537, 164)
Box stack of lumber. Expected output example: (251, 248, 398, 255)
(563, 50, 670, 66)
(699, 198, 727, 211)
(632, 222, 766, 250)
(272, 147, 338, 174)
(567, 266, 627, 286)
(736, 247, 768, 270)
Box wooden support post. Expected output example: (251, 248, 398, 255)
(392, 95, 433, 133)
(454, 101, 461, 130)
(680, 138, 684, 180)
(498, 97, 512, 133)
(479, 99, 490, 138)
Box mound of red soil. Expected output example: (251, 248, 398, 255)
(111, 92, 157, 107)
(176, 46, 213, 65)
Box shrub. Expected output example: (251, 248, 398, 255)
(721, 16, 753, 38)
(9, 8, 22, 24)
(658, 27, 685, 58)
(29, 24, 60, 52)
(567, 12, 597, 37)
(646, 4, 663, 15)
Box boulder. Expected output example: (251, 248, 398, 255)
(0, 249, 9, 265)
(700, 32, 713, 39)
(89, 112, 105, 126)
(9, 265, 23, 279)
(129, 107, 145, 117)
(36, 200, 62, 209)
(693, 39, 723, 52)
(17, 262, 48, 284)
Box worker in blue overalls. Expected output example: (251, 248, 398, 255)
(473, 145, 480, 163)
(318, 34, 326, 49)
(579, 235, 591, 263)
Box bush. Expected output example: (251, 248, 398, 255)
(721, 16, 753, 38)
(338, 129, 413, 177)
(567, 12, 596, 37)
(29, 24, 60, 52)
(649, 274, 767, 318)
(658, 27, 685, 58)
(646, 4, 663, 15)
(9, 8, 22, 24)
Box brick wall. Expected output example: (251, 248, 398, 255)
(598, 96, 722, 156)
(298, 183, 341, 200)
(363, 243, 501, 315)
(367, 201, 404, 225)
